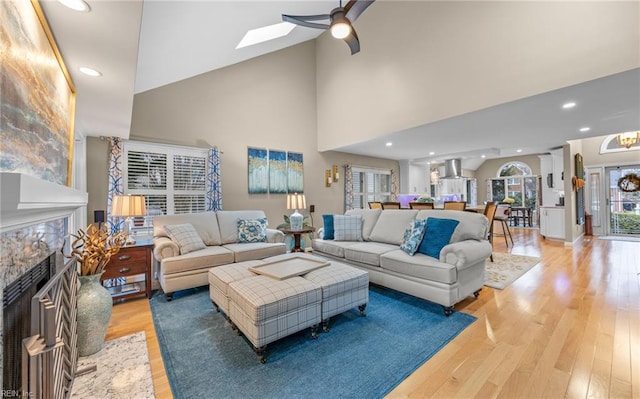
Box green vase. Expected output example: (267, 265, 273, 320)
(77, 273, 113, 356)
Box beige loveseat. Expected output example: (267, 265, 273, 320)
(312, 209, 491, 315)
(153, 210, 286, 300)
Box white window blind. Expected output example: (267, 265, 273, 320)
(123, 141, 208, 235)
(352, 167, 391, 209)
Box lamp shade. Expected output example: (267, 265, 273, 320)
(286, 193, 306, 210)
(111, 195, 147, 217)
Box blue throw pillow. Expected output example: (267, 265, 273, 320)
(322, 214, 335, 240)
(417, 218, 460, 259)
(400, 219, 427, 256)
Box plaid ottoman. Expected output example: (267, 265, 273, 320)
(208, 260, 264, 315)
(228, 275, 322, 363)
(303, 261, 369, 332)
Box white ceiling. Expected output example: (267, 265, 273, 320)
(40, 0, 640, 169)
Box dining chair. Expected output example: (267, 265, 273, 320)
(409, 202, 434, 210)
(483, 201, 499, 262)
(443, 201, 467, 211)
(493, 204, 514, 246)
(368, 201, 383, 209)
(381, 202, 401, 209)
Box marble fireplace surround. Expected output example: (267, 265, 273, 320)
(1, 172, 88, 390)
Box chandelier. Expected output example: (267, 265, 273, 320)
(616, 131, 639, 149)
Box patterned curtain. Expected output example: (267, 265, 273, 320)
(107, 137, 124, 234)
(391, 169, 398, 201)
(206, 147, 222, 211)
(486, 179, 493, 202)
(344, 165, 353, 211)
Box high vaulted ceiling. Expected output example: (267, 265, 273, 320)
(39, 0, 640, 169)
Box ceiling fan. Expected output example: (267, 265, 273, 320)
(282, 0, 375, 55)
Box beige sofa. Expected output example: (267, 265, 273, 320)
(312, 209, 492, 315)
(153, 210, 286, 300)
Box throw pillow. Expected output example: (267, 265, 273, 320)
(417, 218, 460, 259)
(237, 218, 268, 243)
(164, 223, 206, 255)
(322, 214, 335, 240)
(399, 219, 427, 256)
(333, 214, 363, 241)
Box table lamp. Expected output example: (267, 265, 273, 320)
(286, 193, 306, 231)
(111, 195, 147, 245)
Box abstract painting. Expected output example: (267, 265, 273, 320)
(287, 152, 304, 193)
(247, 147, 268, 194)
(0, 0, 76, 186)
(268, 150, 287, 194)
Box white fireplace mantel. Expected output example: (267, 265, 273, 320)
(0, 173, 88, 233)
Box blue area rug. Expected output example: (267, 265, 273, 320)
(150, 285, 476, 399)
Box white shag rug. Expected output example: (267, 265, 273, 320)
(71, 331, 154, 399)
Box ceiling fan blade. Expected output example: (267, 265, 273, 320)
(282, 14, 330, 30)
(343, 29, 360, 55)
(344, 0, 375, 22)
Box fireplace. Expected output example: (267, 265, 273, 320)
(2, 254, 55, 392)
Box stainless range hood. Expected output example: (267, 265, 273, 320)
(442, 158, 465, 179)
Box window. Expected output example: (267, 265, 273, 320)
(352, 167, 392, 209)
(123, 141, 208, 235)
(489, 161, 538, 210)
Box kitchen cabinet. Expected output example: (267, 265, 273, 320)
(539, 206, 565, 240)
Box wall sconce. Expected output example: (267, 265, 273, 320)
(332, 165, 339, 182)
(325, 170, 332, 187)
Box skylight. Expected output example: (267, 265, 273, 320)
(236, 22, 296, 49)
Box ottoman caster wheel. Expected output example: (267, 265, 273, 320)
(322, 320, 330, 333)
(473, 289, 481, 298)
(358, 304, 367, 317)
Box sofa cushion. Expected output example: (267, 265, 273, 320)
(322, 214, 336, 240)
(417, 218, 460, 258)
(237, 217, 268, 243)
(400, 219, 427, 256)
(164, 223, 206, 254)
(415, 210, 488, 243)
(344, 209, 382, 241)
(380, 250, 457, 284)
(161, 246, 235, 275)
(217, 210, 269, 244)
(345, 242, 399, 266)
(368, 210, 419, 245)
(334, 215, 363, 241)
(154, 212, 222, 245)
(311, 239, 356, 258)
(222, 242, 287, 262)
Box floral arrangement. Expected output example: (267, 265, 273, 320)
(502, 197, 515, 204)
(416, 194, 435, 203)
(64, 224, 127, 276)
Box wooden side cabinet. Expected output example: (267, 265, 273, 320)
(101, 240, 153, 302)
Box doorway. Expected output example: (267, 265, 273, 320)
(605, 165, 640, 236)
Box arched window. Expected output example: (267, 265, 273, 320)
(489, 161, 538, 213)
(497, 161, 532, 177)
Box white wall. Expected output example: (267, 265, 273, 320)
(316, 1, 639, 151)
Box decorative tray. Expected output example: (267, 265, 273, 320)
(249, 255, 329, 280)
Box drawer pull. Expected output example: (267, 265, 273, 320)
(119, 267, 131, 273)
(118, 255, 131, 261)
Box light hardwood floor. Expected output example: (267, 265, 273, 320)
(106, 228, 640, 398)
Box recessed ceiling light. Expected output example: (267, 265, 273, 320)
(236, 22, 295, 49)
(385, 142, 392, 147)
(562, 102, 576, 109)
(79, 67, 102, 77)
(516, 149, 522, 153)
(58, 0, 90, 12)
(481, 154, 486, 158)
(428, 151, 435, 155)
(579, 127, 591, 132)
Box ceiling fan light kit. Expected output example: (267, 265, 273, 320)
(330, 9, 352, 39)
(282, 0, 375, 55)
